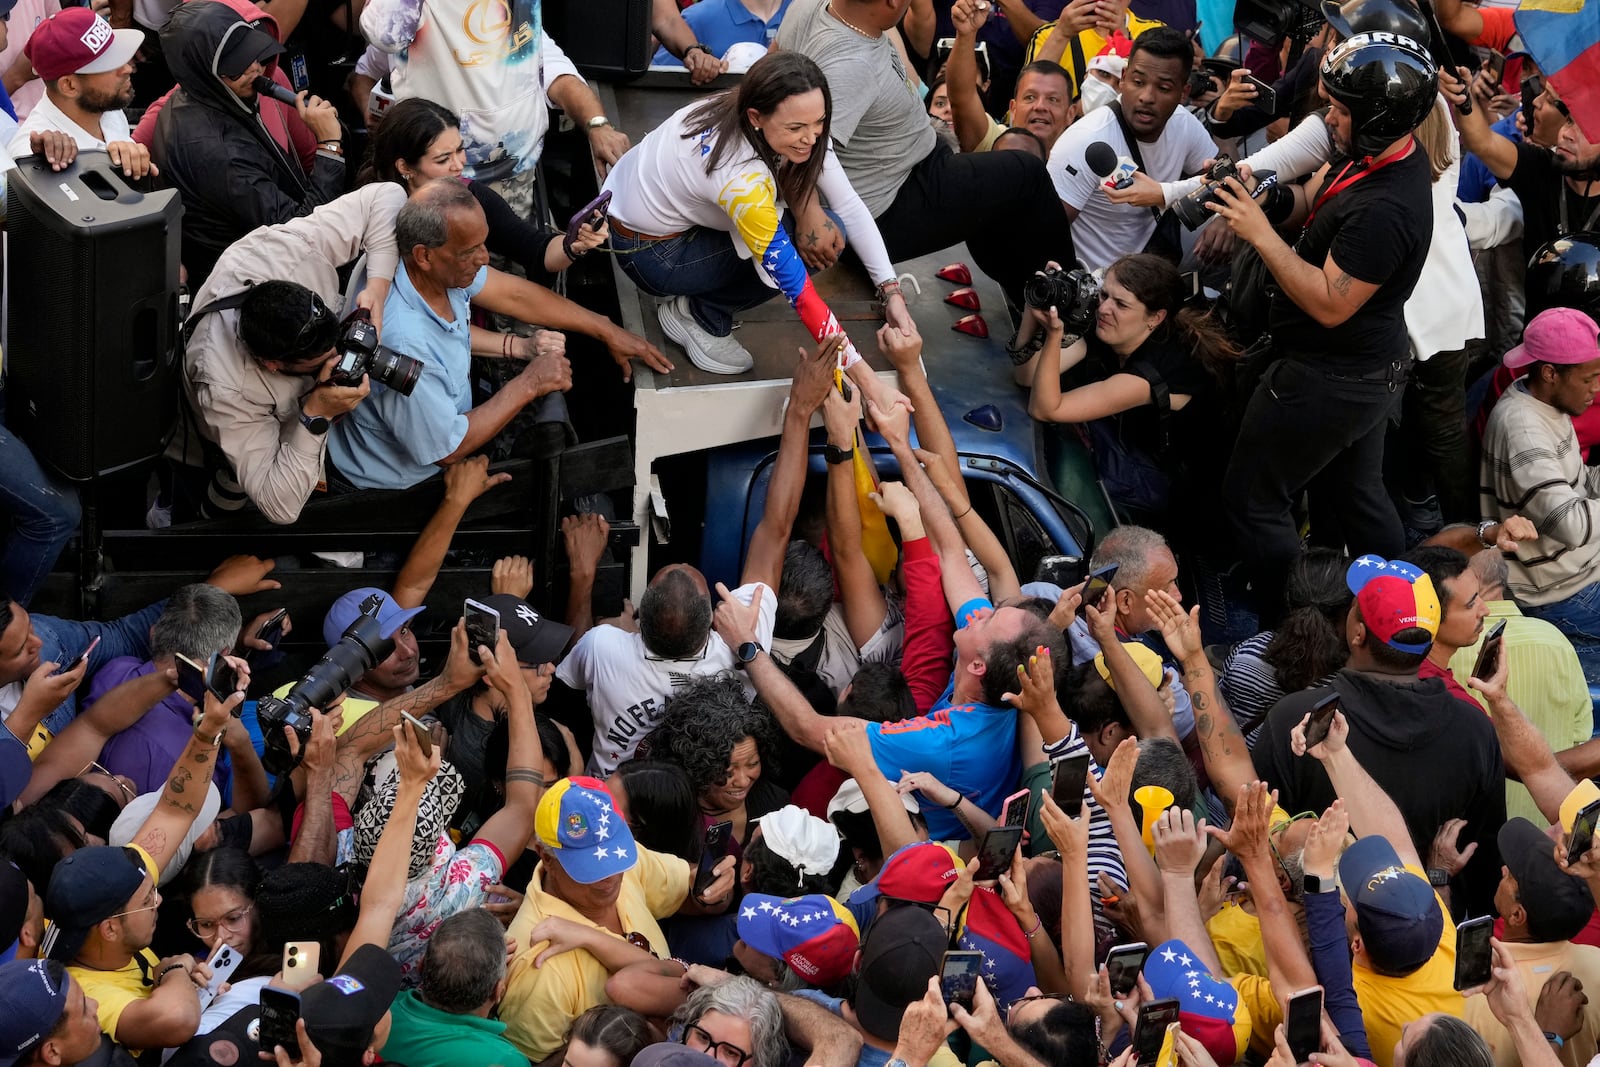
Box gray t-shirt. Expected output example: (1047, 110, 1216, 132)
(776, 0, 935, 216)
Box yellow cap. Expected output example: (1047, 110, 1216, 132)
(1093, 642, 1165, 691)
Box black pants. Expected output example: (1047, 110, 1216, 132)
(1224, 357, 1405, 622)
(1390, 346, 1477, 526)
(873, 144, 1075, 306)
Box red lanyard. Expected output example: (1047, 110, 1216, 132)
(1304, 136, 1415, 228)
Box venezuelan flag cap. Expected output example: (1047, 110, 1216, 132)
(738, 894, 860, 987)
(1142, 939, 1250, 1065)
(535, 777, 638, 884)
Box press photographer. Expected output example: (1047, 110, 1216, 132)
(164, 184, 406, 526)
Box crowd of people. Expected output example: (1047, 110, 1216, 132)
(3, 0, 1600, 1063)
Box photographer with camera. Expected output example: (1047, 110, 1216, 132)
(329, 179, 666, 490)
(167, 183, 406, 526)
(1026, 253, 1239, 541)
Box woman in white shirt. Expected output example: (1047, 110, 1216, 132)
(603, 51, 913, 379)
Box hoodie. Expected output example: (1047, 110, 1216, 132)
(150, 0, 344, 287)
(1251, 667, 1506, 916)
(133, 0, 316, 171)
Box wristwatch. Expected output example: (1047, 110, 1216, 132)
(734, 641, 760, 669)
(684, 42, 715, 60)
(1427, 867, 1451, 887)
(587, 115, 613, 130)
(1303, 872, 1338, 895)
(1476, 519, 1499, 548)
(299, 408, 330, 436)
(824, 442, 854, 465)
(1546, 1033, 1566, 1050)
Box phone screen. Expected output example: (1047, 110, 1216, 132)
(1486, 49, 1507, 82)
(256, 609, 288, 649)
(464, 598, 501, 665)
(208, 654, 240, 700)
(1052, 754, 1091, 819)
(1473, 619, 1507, 681)
(175, 653, 210, 704)
(1303, 692, 1340, 749)
(1106, 942, 1148, 997)
(1001, 789, 1030, 830)
(695, 820, 734, 896)
(51, 635, 98, 676)
(1132, 999, 1180, 1065)
(940, 950, 983, 1011)
(258, 988, 302, 1057)
(1285, 987, 1323, 1063)
(975, 826, 1024, 881)
(1569, 799, 1600, 865)
(1453, 916, 1494, 990)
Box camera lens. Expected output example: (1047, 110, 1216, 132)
(368, 346, 424, 397)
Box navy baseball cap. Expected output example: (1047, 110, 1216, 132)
(322, 587, 423, 647)
(0, 958, 70, 1067)
(1338, 834, 1443, 975)
(1499, 817, 1597, 943)
(41, 846, 151, 963)
(301, 944, 403, 1058)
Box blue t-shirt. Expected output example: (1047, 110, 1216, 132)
(650, 0, 792, 66)
(866, 597, 1021, 841)
(329, 262, 488, 490)
(1458, 112, 1522, 204)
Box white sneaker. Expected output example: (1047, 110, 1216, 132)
(657, 296, 754, 375)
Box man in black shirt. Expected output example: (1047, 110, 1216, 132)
(1448, 74, 1600, 262)
(1207, 31, 1437, 620)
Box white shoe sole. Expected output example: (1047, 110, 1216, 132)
(657, 300, 754, 375)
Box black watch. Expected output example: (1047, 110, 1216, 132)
(1303, 872, 1338, 895)
(824, 443, 854, 465)
(734, 641, 760, 668)
(1427, 867, 1451, 887)
(299, 409, 330, 436)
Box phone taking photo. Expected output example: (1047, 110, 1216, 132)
(1453, 915, 1494, 991)
(464, 598, 501, 665)
(1082, 563, 1119, 608)
(565, 190, 612, 256)
(695, 819, 734, 898)
(1000, 788, 1031, 830)
(207, 653, 241, 702)
(399, 710, 434, 758)
(258, 987, 302, 1058)
(1302, 691, 1340, 750)
(175, 653, 210, 704)
(51, 634, 99, 676)
(1051, 753, 1091, 819)
(1243, 72, 1277, 112)
(1132, 999, 1180, 1066)
(200, 941, 244, 1008)
(1473, 618, 1507, 682)
(939, 950, 984, 1012)
(1569, 797, 1600, 866)
(975, 826, 1024, 881)
(1105, 941, 1149, 997)
(1285, 986, 1323, 1063)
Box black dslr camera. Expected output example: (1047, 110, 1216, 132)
(328, 309, 425, 396)
(257, 593, 396, 775)
(1173, 155, 1241, 230)
(1023, 265, 1102, 337)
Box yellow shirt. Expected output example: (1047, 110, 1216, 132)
(1207, 901, 1268, 979)
(269, 683, 379, 736)
(1447, 601, 1592, 826)
(500, 845, 692, 1061)
(1462, 939, 1600, 1067)
(66, 846, 165, 1054)
(1022, 14, 1166, 86)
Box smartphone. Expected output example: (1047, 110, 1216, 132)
(1472, 618, 1508, 681)
(1568, 797, 1600, 866)
(255, 608, 289, 649)
(207, 653, 240, 701)
(200, 941, 244, 1008)
(1453, 915, 1494, 991)
(174, 653, 210, 704)
(1132, 998, 1181, 1066)
(1285, 986, 1323, 1063)
(258, 987, 302, 1058)
(281, 941, 321, 992)
(1000, 788, 1031, 830)
(1051, 753, 1091, 819)
(1302, 691, 1340, 749)
(566, 189, 612, 252)
(695, 819, 734, 898)
(399, 710, 433, 758)
(975, 826, 1024, 881)
(464, 598, 501, 665)
(1082, 563, 1120, 608)
(1485, 49, 1507, 84)
(1105, 941, 1149, 998)
(939, 950, 984, 1012)
(51, 634, 99, 676)
(1243, 73, 1277, 113)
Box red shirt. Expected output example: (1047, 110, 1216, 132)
(1419, 658, 1486, 713)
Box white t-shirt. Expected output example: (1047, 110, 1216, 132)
(769, 601, 903, 698)
(558, 582, 777, 775)
(9, 95, 131, 157)
(0, 0, 61, 119)
(1049, 104, 1215, 271)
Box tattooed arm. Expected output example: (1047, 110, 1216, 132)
(331, 622, 483, 803)
(131, 687, 244, 875)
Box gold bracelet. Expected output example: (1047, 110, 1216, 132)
(953, 505, 973, 520)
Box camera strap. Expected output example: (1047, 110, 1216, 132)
(180, 291, 253, 351)
(1304, 137, 1415, 228)
(1108, 103, 1162, 219)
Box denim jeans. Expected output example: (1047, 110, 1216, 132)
(0, 405, 81, 605)
(1526, 582, 1600, 644)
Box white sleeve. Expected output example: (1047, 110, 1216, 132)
(1241, 113, 1332, 183)
(1049, 129, 1101, 210)
(541, 35, 585, 97)
(730, 582, 779, 649)
(817, 150, 896, 285)
(555, 629, 598, 690)
(1461, 185, 1524, 251)
(354, 45, 393, 81)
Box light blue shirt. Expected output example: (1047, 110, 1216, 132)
(329, 262, 488, 490)
(650, 0, 792, 66)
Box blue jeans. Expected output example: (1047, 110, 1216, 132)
(1526, 582, 1600, 644)
(0, 410, 80, 605)
(611, 210, 840, 337)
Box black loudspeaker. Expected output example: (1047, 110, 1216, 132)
(6, 151, 184, 483)
(543, 0, 651, 79)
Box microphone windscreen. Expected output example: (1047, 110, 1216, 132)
(1084, 140, 1118, 177)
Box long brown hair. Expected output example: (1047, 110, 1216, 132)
(683, 51, 833, 209)
(1106, 253, 1242, 376)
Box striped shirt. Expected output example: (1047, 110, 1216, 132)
(1043, 725, 1128, 941)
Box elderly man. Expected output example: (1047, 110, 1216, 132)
(329, 179, 668, 490)
(383, 907, 524, 1067)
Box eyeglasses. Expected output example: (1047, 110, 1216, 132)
(78, 761, 136, 804)
(625, 931, 659, 958)
(681, 1024, 752, 1067)
(187, 903, 254, 940)
(643, 637, 709, 664)
(1269, 810, 1318, 893)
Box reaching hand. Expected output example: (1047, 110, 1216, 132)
(1152, 806, 1209, 876)
(898, 769, 961, 811)
(711, 582, 763, 650)
(1037, 790, 1088, 857)
(865, 395, 912, 447)
(823, 720, 876, 778)
(1001, 645, 1060, 721)
(491, 556, 535, 599)
(481, 629, 529, 704)
(205, 554, 281, 596)
(443, 454, 512, 509)
(588, 124, 632, 178)
(822, 381, 863, 445)
(1083, 597, 1118, 647)
(1204, 781, 1274, 863)
(1087, 737, 1138, 816)
(442, 620, 488, 693)
(895, 978, 960, 1064)
(683, 45, 729, 84)
(521, 350, 574, 397)
(392, 719, 442, 789)
(868, 480, 921, 527)
(1049, 586, 1083, 633)
(1145, 589, 1201, 663)
(793, 335, 846, 414)
(1428, 818, 1478, 880)
(563, 513, 612, 577)
(1289, 707, 1349, 760)
(1300, 799, 1349, 876)
(1536, 970, 1589, 1040)
(528, 916, 602, 968)
(604, 328, 673, 382)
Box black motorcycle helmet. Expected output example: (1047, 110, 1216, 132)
(1320, 0, 1429, 42)
(1319, 31, 1439, 158)
(1527, 232, 1600, 320)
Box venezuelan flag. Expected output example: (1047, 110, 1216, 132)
(1516, 0, 1600, 140)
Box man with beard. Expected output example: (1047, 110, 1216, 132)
(5, 8, 153, 179)
(1448, 72, 1600, 261)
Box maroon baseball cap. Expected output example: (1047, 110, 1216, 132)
(1504, 307, 1600, 370)
(24, 9, 142, 80)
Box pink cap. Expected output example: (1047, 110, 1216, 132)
(1503, 307, 1600, 370)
